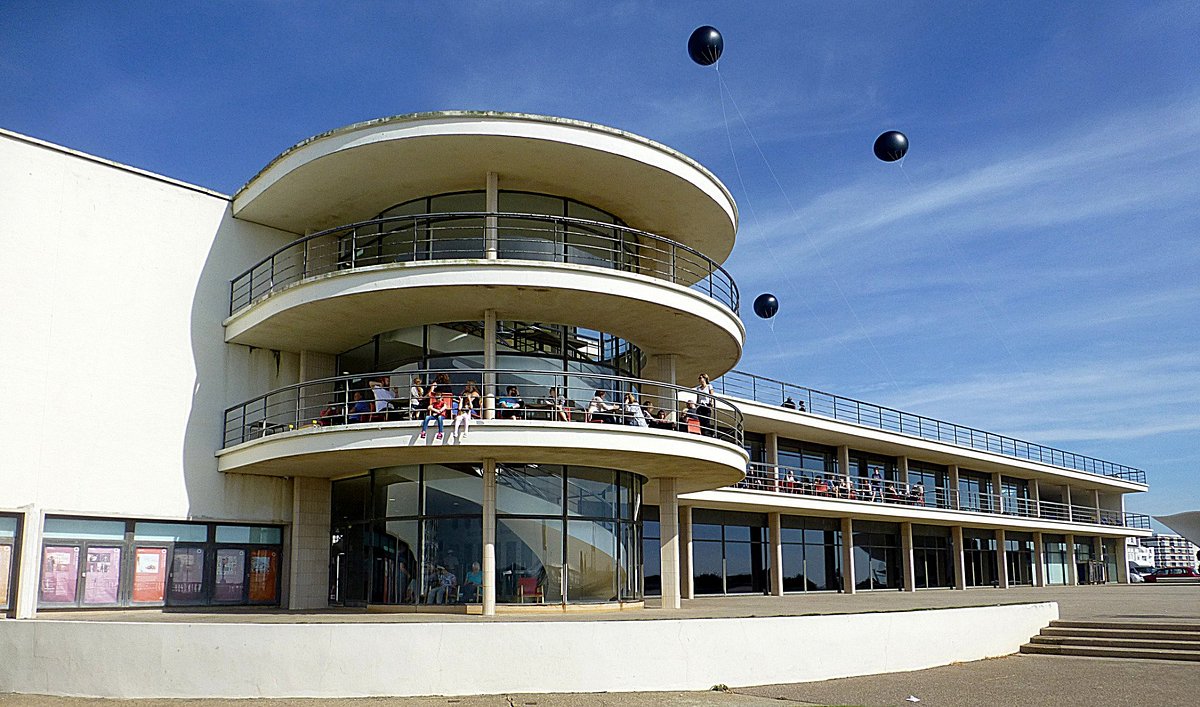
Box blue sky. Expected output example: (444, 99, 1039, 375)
(3, 2, 1197, 522)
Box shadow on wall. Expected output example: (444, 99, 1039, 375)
(181, 202, 295, 524)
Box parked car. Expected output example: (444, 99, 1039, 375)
(1144, 567, 1200, 582)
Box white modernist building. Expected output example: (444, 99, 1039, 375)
(1139, 534, 1200, 571)
(0, 112, 1152, 622)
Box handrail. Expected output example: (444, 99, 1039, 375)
(228, 211, 739, 316)
(716, 371, 1147, 485)
(222, 367, 744, 449)
(739, 462, 1151, 530)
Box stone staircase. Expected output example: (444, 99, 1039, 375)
(1021, 620, 1200, 661)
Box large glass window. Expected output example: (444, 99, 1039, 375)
(1006, 532, 1035, 586)
(852, 521, 901, 590)
(908, 462, 948, 508)
(689, 510, 769, 595)
(1043, 535, 1070, 585)
(780, 516, 842, 592)
(959, 471, 994, 513)
(912, 525, 953, 588)
(963, 528, 999, 587)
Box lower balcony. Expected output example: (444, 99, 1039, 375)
(715, 463, 1151, 533)
(217, 369, 748, 499)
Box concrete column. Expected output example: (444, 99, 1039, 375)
(837, 446, 851, 480)
(840, 517, 855, 594)
(996, 528, 1009, 589)
(769, 512, 784, 596)
(897, 456, 909, 485)
(991, 472, 1004, 515)
(644, 353, 678, 422)
(483, 309, 497, 419)
(679, 505, 694, 600)
(14, 506, 43, 618)
(1032, 532, 1046, 587)
(288, 477, 332, 609)
(1065, 533, 1078, 585)
(482, 458, 497, 615)
(948, 465, 961, 510)
(951, 526, 967, 590)
(900, 522, 916, 592)
(766, 432, 779, 492)
(1064, 485, 1074, 522)
(659, 478, 682, 609)
(485, 172, 498, 259)
(1092, 489, 1101, 524)
(1030, 478, 1041, 518)
(1115, 539, 1130, 584)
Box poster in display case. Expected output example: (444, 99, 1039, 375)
(83, 546, 122, 604)
(248, 549, 279, 602)
(168, 547, 205, 603)
(214, 549, 246, 601)
(0, 544, 11, 608)
(41, 546, 80, 604)
(132, 547, 168, 603)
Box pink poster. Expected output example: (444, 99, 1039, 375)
(83, 546, 122, 604)
(132, 547, 167, 603)
(41, 545, 80, 604)
(0, 545, 11, 608)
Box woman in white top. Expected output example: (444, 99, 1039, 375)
(408, 376, 425, 421)
(453, 381, 480, 437)
(623, 393, 649, 427)
(694, 373, 715, 436)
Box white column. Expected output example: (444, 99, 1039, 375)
(769, 512, 784, 596)
(1064, 485, 1074, 521)
(996, 528, 1009, 589)
(952, 526, 967, 590)
(482, 458, 497, 615)
(288, 477, 332, 609)
(897, 456, 909, 485)
(901, 522, 916, 592)
(485, 172, 498, 260)
(679, 505, 693, 600)
(838, 446, 851, 480)
(1115, 539, 1130, 584)
(1092, 489, 1101, 523)
(659, 478, 682, 609)
(14, 506, 43, 618)
(840, 517, 855, 594)
(948, 465, 961, 510)
(1065, 533, 1079, 585)
(1032, 532, 1046, 587)
(1030, 478, 1041, 517)
(991, 472, 1004, 514)
(766, 432, 779, 492)
(483, 309, 497, 420)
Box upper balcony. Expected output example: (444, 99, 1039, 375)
(231, 111, 738, 262)
(715, 370, 1148, 488)
(216, 368, 748, 502)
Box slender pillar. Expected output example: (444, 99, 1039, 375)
(951, 525, 967, 590)
(1032, 532, 1046, 587)
(288, 477, 332, 609)
(680, 505, 694, 599)
(645, 354, 677, 422)
(948, 465, 961, 510)
(483, 309, 497, 419)
(995, 528, 1009, 589)
(482, 458, 497, 615)
(485, 172, 498, 259)
(1092, 489, 1101, 524)
(1115, 538, 1130, 584)
(837, 446, 851, 480)
(1065, 533, 1078, 585)
(897, 456, 909, 485)
(1030, 478, 1041, 518)
(769, 512, 784, 596)
(14, 506, 42, 618)
(991, 472, 1004, 515)
(766, 432, 779, 491)
(1064, 485, 1074, 522)
(900, 522, 916, 592)
(659, 478, 682, 609)
(840, 517, 855, 594)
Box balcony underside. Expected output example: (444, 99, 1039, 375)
(216, 421, 748, 502)
(223, 260, 745, 382)
(683, 489, 1152, 537)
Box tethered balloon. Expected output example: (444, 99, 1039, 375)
(688, 26, 724, 66)
(753, 293, 779, 319)
(873, 131, 909, 162)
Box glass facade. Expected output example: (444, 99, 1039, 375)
(963, 528, 999, 587)
(1043, 534, 1070, 585)
(690, 509, 769, 595)
(779, 516, 842, 592)
(1006, 531, 1035, 585)
(852, 521, 901, 590)
(908, 462, 949, 508)
(330, 464, 643, 605)
(912, 525, 953, 588)
(37, 518, 281, 608)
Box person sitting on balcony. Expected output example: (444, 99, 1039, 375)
(348, 390, 373, 424)
(318, 401, 345, 426)
(369, 376, 399, 421)
(884, 482, 901, 503)
(782, 397, 797, 409)
(419, 389, 448, 440)
(783, 470, 797, 493)
(453, 381, 480, 438)
(408, 376, 426, 421)
(910, 482, 926, 506)
(496, 386, 524, 419)
(683, 400, 701, 433)
(649, 408, 676, 430)
(813, 475, 830, 496)
(537, 386, 571, 421)
(623, 392, 649, 427)
(587, 390, 620, 424)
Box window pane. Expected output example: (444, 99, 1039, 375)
(497, 464, 564, 515)
(40, 546, 80, 604)
(44, 518, 125, 541)
(567, 520, 617, 602)
(213, 549, 246, 602)
(215, 526, 281, 545)
(692, 540, 724, 595)
(374, 466, 421, 518)
(331, 475, 370, 524)
(424, 464, 484, 517)
(497, 518, 563, 604)
(373, 520, 418, 604)
(0, 516, 18, 538)
(134, 522, 207, 543)
(167, 547, 206, 604)
(566, 467, 617, 519)
(421, 517, 482, 605)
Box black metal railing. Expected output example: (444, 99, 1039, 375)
(714, 371, 1147, 484)
(229, 212, 738, 316)
(222, 368, 744, 449)
(738, 463, 1152, 530)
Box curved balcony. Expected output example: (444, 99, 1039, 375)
(224, 213, 744, 379)
(217, 368, 747, 498)
(732, 462, 1151, 531)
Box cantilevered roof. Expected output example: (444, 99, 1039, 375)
(233, 111, 739, 262)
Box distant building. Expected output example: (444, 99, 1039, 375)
(1140, 534, 1200, 570)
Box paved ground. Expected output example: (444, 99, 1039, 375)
(36, 583, 1200, 624)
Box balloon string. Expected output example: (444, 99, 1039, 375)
(717, 69, 903, 396)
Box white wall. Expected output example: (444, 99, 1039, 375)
(0, 602, 1058, 698)
(0, 131, 297, 523)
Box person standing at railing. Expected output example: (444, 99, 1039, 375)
(695, 373, 716, 437)
(407, 376, 426, 421)
(869, 471, 884, 503)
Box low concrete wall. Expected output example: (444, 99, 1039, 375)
(0, 602, 1058, 698)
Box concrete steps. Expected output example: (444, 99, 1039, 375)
(1021, 620, 1200, 662)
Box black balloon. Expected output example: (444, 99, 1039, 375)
(873, 131, 909, 162)
(753, 293, 779, 319)
(688, 26, 723, 66)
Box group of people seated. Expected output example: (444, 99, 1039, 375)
(314, 375, 719, 439)
(744, 470, 929, 506)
